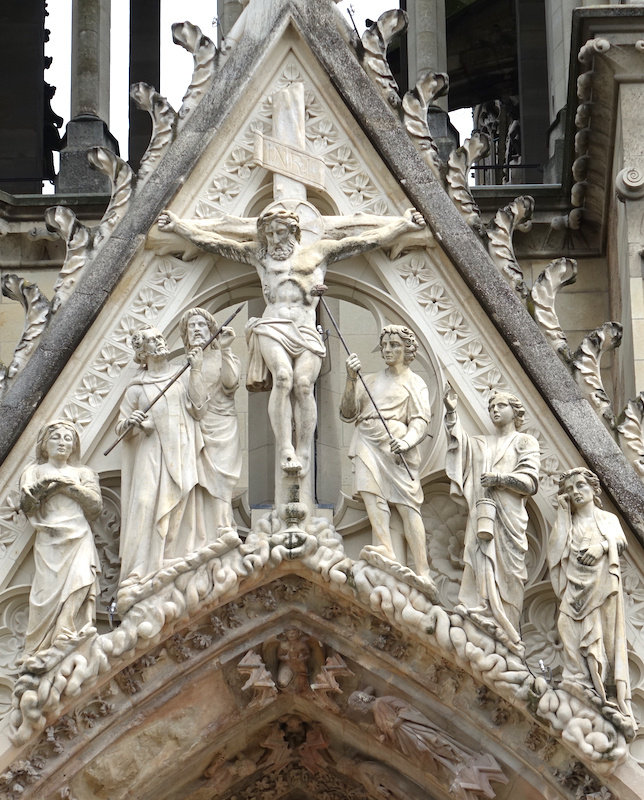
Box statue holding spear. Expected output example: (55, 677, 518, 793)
(335, 311, 437, 599)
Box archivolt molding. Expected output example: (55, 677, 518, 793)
(3, 520, 634, 794)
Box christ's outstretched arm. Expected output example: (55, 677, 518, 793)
(158, 210, 258, 266)
(316, 208, 426, 264)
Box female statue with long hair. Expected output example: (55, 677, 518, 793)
(20, 420, 102, 658)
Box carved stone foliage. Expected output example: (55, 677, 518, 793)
(401, 69, 448, 183)
(0, 687, 115, 799)
(6, 518, 633, 787)
(0, 275, 51, 399)
(217, 761, 370, 800)
(445, 132, 490, 235)
(130, 83, 177, 183)
(171, 22, 219, 125)
(527, 257, 577, 361)
(0, 147, 133, 400)
(486, 196, 534, 297)
(360, 10, 408, 109)
(570, 38, 610, 218)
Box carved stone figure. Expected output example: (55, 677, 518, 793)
(347, 686, 508, 798)
(115, 326, 210, 588)
(203, 753, 257, 789)
(19, 420, 102, 660)
(340, 326, 435, 595)
(548, 467, 634, 726)
(158, 207, 426, 479)
(348, 686, 471, 772)
(444, 386, 540, 653)
(260, 627, 325, 694)
(179, 307, 242, 534)
(276, 626, 312, 691)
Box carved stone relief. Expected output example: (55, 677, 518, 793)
(0, 21, 636, 797)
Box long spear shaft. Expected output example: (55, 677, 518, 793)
(313, 287, 414, 480)
(103, 303, 246, 456)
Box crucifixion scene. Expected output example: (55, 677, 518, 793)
(2, 2, 644, 798)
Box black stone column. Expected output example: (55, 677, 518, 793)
(0, 0, 46, 194)
(129, 0, 161, 172)
(515, 0, 549, 183)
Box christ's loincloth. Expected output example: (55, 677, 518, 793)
(245, 317, 327, 392)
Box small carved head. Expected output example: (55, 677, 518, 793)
(258, 209, 301, 260)
(36, 420, 81, 466)
(558, 467, 603, 508)
(488, 391, 525, 429)
(348, 686, 377, 714)
(179, 307, 217, 350)
(379, 325, 418, 365)
(131, 326, 168, 367)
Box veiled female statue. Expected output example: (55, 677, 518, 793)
(20, 420, 102, 658)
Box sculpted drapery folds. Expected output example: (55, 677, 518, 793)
(347, 686, 508, 796)
(340, 326, 435, 592)
(179, 308, 242, 535)
(548, 467, 634, 727)
(19, 420, 102, 659)
(444, 387, 540, 653)
(115, 325, 212, 589)
(348, 688, 470, 772)
(157, 206, 426, 479)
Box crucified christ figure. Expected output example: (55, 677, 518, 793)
(158, 206, 426, 477)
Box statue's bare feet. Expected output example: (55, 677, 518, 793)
(296, 450, 310, 477)
(281, 451, 302, 475)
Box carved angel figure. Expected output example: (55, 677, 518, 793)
(444, 386, 540, 653)
(340, 326, 435, 593)
(548, 467, 634, 727)
(19, 420, 102, 657)
(262, 627, 325, 693)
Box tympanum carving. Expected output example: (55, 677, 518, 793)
(348, 686, 508, 799)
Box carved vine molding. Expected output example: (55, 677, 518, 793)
(0, 523, 632, 799)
